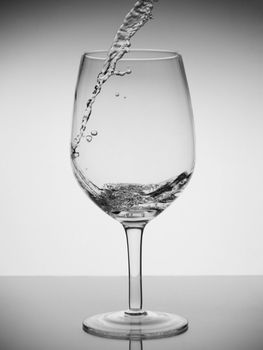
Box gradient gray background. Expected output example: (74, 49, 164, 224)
(0, 0, 262, 275)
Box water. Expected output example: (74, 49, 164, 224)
(73, 169, 192, 223)
(71, 0, 157, 158)
(70, 0, 189, 224)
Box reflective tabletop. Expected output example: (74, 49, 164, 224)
(0, 276, 263, 349)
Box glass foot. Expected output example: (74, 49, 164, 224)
(83, 310, 188, 340)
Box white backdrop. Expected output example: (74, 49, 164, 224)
(0, 0, 262, 275)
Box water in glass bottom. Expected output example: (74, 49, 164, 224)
(83, 310, 188, 339)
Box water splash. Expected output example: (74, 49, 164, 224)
(72, 167, 192, 223)
(71, 0, 157, 158)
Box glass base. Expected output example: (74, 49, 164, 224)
(83, 310, 188, 340)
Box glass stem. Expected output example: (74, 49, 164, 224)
(129, 340, 143, 350)
(124, 224, 146, 316)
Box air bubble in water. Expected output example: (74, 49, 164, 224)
(91, 130, 98, 136)
(86, 135, 92, 142)
(115, 92, 120, 97)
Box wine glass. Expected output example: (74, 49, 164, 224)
(71, 50, 195, 339)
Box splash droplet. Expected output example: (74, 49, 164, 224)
(72, 151, 79, 159)
(91, 130, 98, 136)
(123, 96, 127, 99)
(83, 110, 90, 118)
(115, 92, 120, 97)
(86, 135, 92, 142)
(86, 99, 92, 108)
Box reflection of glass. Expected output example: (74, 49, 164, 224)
(71, 50, 195, 339)
(130, 340, 143, 350)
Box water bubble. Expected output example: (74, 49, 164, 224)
(179, 179, 187, 186)
(115, 92, 120, 97)
(91, 130, 98, 136)
(72, 151, 79, 159)
(86, 135, 92, 142)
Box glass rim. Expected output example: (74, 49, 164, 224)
(83, 49, 181, 61)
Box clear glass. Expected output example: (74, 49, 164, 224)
(71, 50, 195, 339)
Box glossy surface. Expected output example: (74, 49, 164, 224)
(83, 310, 188, 339)
(0, 276, 263, 349)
